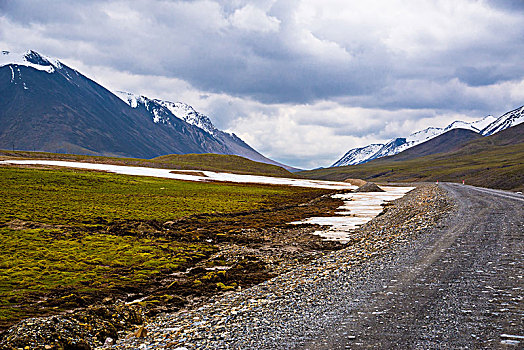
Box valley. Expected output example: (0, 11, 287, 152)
(0, 155, 423, 349)
(1, 2, 523, 348)
(301, 123, 524, 192)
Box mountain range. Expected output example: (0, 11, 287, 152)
(299, 120, 524, 191)
(333, 107, 523, 166)
(0, 50, 295, 171)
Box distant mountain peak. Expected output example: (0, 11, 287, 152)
(481, 105, 524, 136)
(0, 49, 61, 73)
(443, 120, 480, 133)
(115, 91, 219, 136)
(115, 90, 146, 108)
(156, 100, 218, 136)
(23, 50, 52, 66)
(332, 108, 521, 167)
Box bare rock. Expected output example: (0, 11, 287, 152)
(354, 182, 385, 192)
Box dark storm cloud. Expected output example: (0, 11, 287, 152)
(2, 0, 523, 110)
(455, 66, 512, 87)
(486, 0, 524, 11)
(0, 0, 391, 104)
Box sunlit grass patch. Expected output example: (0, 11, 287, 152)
(0, 227, 216, 324)
(0, 166, 307, 226)
(0, 165, 330, 328)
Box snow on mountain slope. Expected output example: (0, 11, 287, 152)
(332, 144, 382, 167)
(0, 50, 59, 73)
(481, 105, 524, 136)
(115, 91, 219, 136)
(333, 114, 510, 167)
(470, 115, 497, 131)
(114, 91, 298, 171)
(158, 100, 217, 136)
(443, 121, 481, 133)
(115, 90, 145, 108)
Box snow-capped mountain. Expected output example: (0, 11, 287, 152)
(114, 91, 296, 171)
(1, 50, 60, 74)
(481, 105, 524, 136)
(160, 101, 217, 136)
(116, 92, 217, 135)
(0, 49, 294, 170)
(332, 144, 383, 167)
(0, 50, 81, 91)
(332, 111, 516, 167)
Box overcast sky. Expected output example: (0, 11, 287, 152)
(1, 0, 523, 168)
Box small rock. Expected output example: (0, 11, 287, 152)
(104, 337, 114, 346)
(354, 183, 385, 192)
(134, 325, 148, 338)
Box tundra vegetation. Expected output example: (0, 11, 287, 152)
(300, 138, 524, 191)
(0, 164, 338, 331)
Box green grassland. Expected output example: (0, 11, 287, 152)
(0, 165, 328, 329)
(0, 150, 294, 177)
(151, 153, 294, 177)
(299, 142, 524, 191)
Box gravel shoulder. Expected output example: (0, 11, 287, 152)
(107, 183, 457, 349)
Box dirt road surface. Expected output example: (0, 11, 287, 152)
(305, 183, 523, 349)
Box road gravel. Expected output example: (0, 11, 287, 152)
(305, 183, 523, 349)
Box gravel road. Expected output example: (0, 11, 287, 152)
(305, 183, 523, 349)
(108, 183, 523, 349)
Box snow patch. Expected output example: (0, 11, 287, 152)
(291, 186, 415, 242)
(115, 90, 221, 136)
(481, 105, 524, 136)
(114, 90, 144, 108)
(0, 160, 357, 190)
(0, 50, 58, 74)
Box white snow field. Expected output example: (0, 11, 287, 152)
(0, 160, 357, 190)
(291, 186, 415, 243)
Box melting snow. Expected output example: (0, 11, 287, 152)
(291, 186, 415, 243)
(0, 160, 357, 190)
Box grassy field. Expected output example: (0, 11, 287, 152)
(0, 165, 331, 330)
(0, 150, 294, 177)
(300, 137, 524, 191)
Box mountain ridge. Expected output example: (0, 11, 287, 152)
(0, 50, 296, 171)
(331, 109, 523, 167)
(299, 122, 524, 191)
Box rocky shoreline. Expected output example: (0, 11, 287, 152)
(104, 184, 453, 349)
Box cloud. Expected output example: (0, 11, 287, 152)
(1, 0, 523, 168)
(230, 4, 281, 32)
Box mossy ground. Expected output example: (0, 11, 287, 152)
(0, 165, 336, 331)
